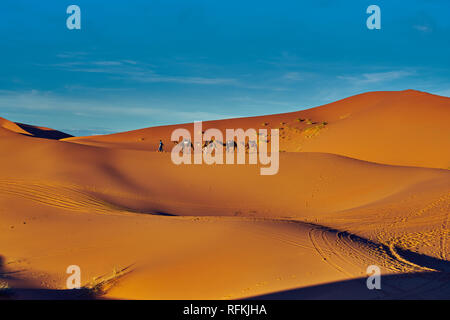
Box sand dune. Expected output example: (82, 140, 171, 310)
(0, 117, 30, 136)
(0, 90, 449, 299)
(0, 117, 72, 140)
(65, 90, 450, 169)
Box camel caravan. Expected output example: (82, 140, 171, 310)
(173, 137, 258, 155)
(170, 121, 279, 176)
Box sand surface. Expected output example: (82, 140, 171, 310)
(1, 90, 449, 299)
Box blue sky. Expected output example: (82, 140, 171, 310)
(0, 0, 449, 136)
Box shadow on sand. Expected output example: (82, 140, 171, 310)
(248, 222, 450, 300)
(249, 271, 450, 300)
(1, 232, 449, 300)
(0, 255, 98, 300)
(15, 123, 73, 140)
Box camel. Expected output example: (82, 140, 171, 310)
(225, 140, 238, 153)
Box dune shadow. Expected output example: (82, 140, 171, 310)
(152, 211, 177, 216)
(253, 221, 450, 299)
(0, 255, 123, 300)
(2, 288, 98, 300)
(98, 163, 147, 195)
(16, 123, 73, 140)
(249, 271, 450, 300)
(301, 221, 450, 273)
(395, 248, 450, 273)
(0, 256, 26, 282)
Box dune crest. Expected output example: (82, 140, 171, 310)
(0, 90, 449, 299)
(0, 117, 72, 140)
(65, 90, 450, 169)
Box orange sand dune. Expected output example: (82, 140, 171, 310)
(0, 117, 72, 140)
(0, 117, 30, 135)
(1, 129, 448, 219)
(0, 109, 449, 299)
(65, 90, 450, 169)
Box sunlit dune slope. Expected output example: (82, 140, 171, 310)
(1, 130, 448, 219)
(64, 90, 450, 169)
(0, 117, 72, 140)
(0, 89, 449, 299)
(0, 130, 449, 299)
(0, 117, 30, 135)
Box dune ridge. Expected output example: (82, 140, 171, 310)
(0, 90, 449, 299)
(65, 90, 450, 169)
(0, 117, 73, 140)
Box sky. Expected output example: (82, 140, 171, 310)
(0, 0, 449, 136)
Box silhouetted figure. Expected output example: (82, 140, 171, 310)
(182, 139, 193, 153)
(158, 140, 164, 152)
(226, 140, 237, 153)
(249, 140, 257, 153)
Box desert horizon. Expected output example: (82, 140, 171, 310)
(1, 89, 449, 300)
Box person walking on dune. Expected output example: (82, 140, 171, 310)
(158, 140, 164, 152)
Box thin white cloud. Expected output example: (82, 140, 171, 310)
(127, 74, 236, 85)
(122, 60, 138, 65)
(42, 60, 237, 86)
(413, 25, 432, 33)
(433, 88, 450, 97)
(282, 72, 302, 81)
(56, 52, 89, 59)
(0, 90, 230, 122)
(338, 70, 414, 84)
(46, 55, 292, 91)
(92, 61, 124, 66)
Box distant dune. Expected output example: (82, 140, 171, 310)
(0, 90, 449, 300)
(0, 117, 73, 140)
(64, 90, 450, 169)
